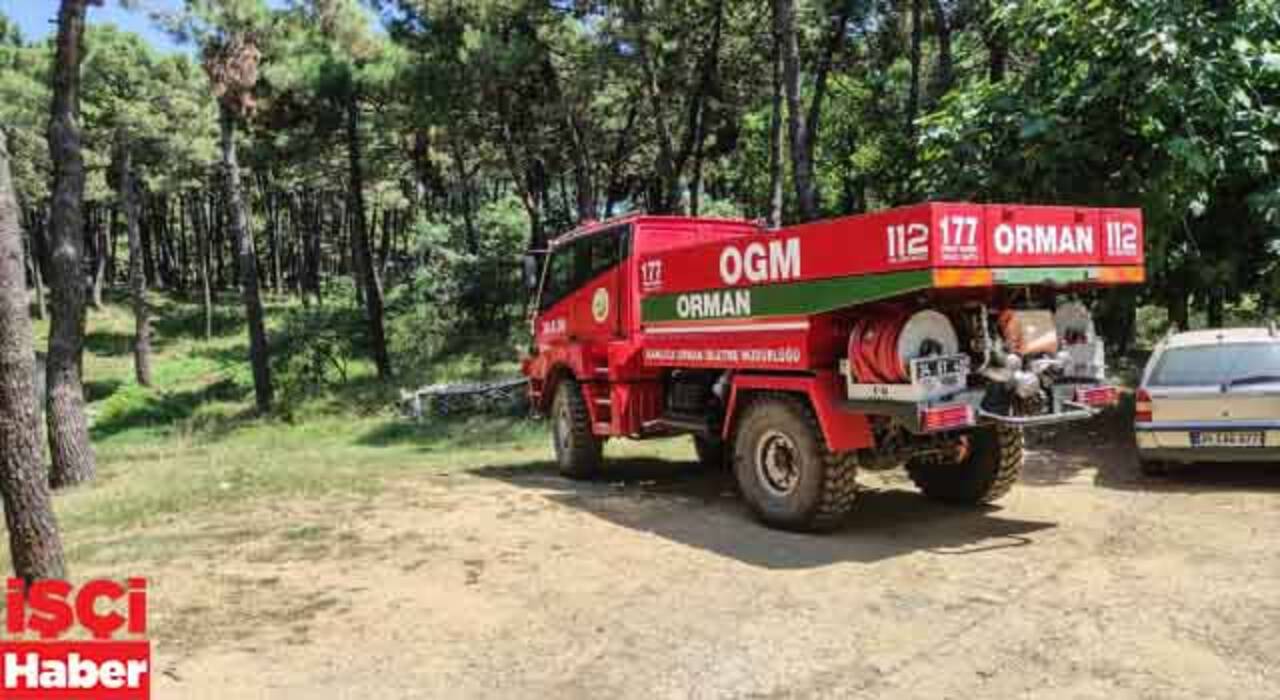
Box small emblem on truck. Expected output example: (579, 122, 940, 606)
(719, 238, 801, 285)
(592, 288, 610, 323)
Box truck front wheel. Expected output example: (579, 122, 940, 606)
(551, 378, 603, 479)
(906, 425, 1023, 504)
(732, 394, 859, 532)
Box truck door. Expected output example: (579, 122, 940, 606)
(572, 225, 630, 345)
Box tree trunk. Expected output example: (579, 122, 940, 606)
(767, 16, 785, 229)
(687, 0, 725, 218)
(88, 205, 105, 308)
(44, 0, 96, 489)
(25, 228, 45, 321)
(219, 105, 273, 413)
(346, 97, 391, 379)
(631, 1, 682, 214)
(774, 0, 817, 221)
(928, 0, 954, 99)
(982, 1, 1008, 83)
(773, 0, 855, 221)
(0, 130, 67, 584)
(116, 140, 151, 387)
(907, 0, 923, 129)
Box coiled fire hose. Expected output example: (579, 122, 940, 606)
(848, 308, 959, 384)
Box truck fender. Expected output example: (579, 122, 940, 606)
(722, 371, 873, 453)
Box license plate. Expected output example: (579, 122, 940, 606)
(911, 355, 968, 381)
(1190, 431, 1265, 448)
(909, 354, 970, 399)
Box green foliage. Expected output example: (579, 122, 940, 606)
(918, 0, 1280, 322)
(386, 195, 529, 378)
(270, 292, 364, 413)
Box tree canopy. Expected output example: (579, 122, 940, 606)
(2, 0, 1276, 367)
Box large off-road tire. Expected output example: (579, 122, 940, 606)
(906, 425, 1023, 504)
(693, 435, 728, 470)
(551, 378, 603, 479)
(731, 394, 859, 532)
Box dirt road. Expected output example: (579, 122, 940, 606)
(146, 418, 1280, 699)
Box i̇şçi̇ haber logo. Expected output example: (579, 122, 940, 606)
(2, 578, 150, 699)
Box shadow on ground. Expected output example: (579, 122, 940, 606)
(85, 378, 124, 403)
(85, 330, 134, 358)
(358, 417, 532, 450)
(472, 458, 1056, 570)
(90, 378, 251, 440)
(151, 300, 246, 346)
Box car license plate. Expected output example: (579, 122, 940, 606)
(1190, 431, 1265, 448)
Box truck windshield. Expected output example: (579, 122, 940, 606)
(1148, 342, 1280, 387)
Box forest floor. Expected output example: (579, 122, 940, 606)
(22, 296, 1280, 699)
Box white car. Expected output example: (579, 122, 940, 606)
(1135, 326, 1280, 474)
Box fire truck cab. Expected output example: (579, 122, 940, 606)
(522, 204, 1143, 532)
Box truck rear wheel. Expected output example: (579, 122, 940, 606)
(731, 394, 859, 532)
(906, 425, 1023, 504)
(551, 378, 602, 479)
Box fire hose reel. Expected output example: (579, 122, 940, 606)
(849, 309, 959, 384)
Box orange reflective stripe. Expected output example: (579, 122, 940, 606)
(1097, 266, 1145, 283)
(932, 268, 994, 288)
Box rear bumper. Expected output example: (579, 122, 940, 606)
(1136, 421, 1280, 463)
(1135, 446, 1280, 464)
(843, 384, 1115, 434)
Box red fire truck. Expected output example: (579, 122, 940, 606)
(521, 202, 1143, 531)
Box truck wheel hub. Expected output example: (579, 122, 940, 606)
(756, 430, 800, 496)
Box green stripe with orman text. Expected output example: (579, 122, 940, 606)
(642, 269, 934, 324)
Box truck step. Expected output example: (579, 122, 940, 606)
(646, 413, 714, 436)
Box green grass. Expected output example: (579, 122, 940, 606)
(26, 292, 566, 570)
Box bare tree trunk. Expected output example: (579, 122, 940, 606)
(767, 21, 785, 229)
(0, 131, 67, 584)
(24, 226, 45, 321)
(630, 0, 682, 214)
(116, 139, 151, 387)
(773, 0, 853, 222)
(219, 105, 273, 413)
(982, 1, 1008, 83)
(774, 0, 817, 221)
(928, 0, 954, 99)
(907, 0, 923, 128)
(687, 0, 725, 218)
(345, 96, 391, 380)
(189, 193, 214, 340)
(45, 0, 96, 489)
(88, 205, 105, 309)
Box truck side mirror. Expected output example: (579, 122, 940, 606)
(522, 253, 542, 292)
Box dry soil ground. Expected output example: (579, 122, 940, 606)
(129, 416, 1279, 700)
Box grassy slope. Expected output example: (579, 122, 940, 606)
(23, 294, 580, 570)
